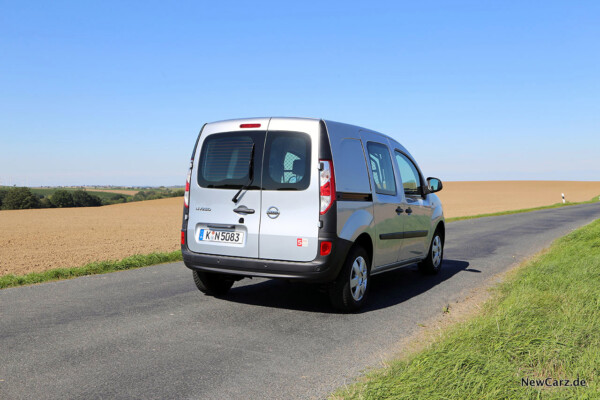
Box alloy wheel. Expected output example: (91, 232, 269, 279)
(349, 256, 368, 301)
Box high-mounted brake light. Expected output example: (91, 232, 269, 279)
(240, 123, 261, 128)
(184, 164, 192, 208)
(319, 160, 335, 215)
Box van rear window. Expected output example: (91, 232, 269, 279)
(197, 131, 311, 191)
(262, 131, 311, 191)
(197, 132, 260, 188)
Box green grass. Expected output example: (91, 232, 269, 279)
(332, 218, 600, 400)
(0, 251, 182, 289)
(447, 194, 600, 222)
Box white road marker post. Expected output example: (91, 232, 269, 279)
(562, 193, 565, 204)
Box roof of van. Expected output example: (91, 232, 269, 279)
(207, 117, 386, 137)
(208, 116, 320, 124)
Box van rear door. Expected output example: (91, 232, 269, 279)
(258, 119, 320, 262)
(186, 119, 269, 258)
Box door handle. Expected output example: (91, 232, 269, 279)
(233, 205, 255, 215)
(395, 206, 404, 214)
(406, 207, 413, 215)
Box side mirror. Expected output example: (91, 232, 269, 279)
(427, 177, 443, 193)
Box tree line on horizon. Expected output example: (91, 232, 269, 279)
(0, 187, 184, 210)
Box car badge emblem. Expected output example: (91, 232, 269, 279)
(266, 206, 280, 219)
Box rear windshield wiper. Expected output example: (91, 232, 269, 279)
(232, 143, 255, 203)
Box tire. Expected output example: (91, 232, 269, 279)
(192, 270, 234, 297)
(418, 230, 444, 275)
(329, 246, 370, 312)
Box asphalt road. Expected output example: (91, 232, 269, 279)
(2, 203, 600, 400)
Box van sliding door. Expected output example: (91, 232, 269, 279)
(360, 132, 405, 269)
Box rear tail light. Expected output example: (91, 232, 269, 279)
(181, 230, 186, 245)
(319, 160, 335, 215)
(184, 165, 191, 208)
(320, 241, 332, 256)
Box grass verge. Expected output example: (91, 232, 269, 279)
(332, 218, 600, 399)
(446, 194, 600, 222)
(0, 250, 182, 289)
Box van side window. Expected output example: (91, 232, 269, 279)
(263, 131, 311, 191)
(332, 138, 371, 194)
(366, 142, 396, 196)
(394, 151, 422, 196)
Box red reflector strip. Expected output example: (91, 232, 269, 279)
(181, 230, 186, 245)
(320, 241, 332, 256)
(240, 123, 261, 128)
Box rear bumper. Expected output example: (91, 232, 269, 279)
(182, 236, 352, 283)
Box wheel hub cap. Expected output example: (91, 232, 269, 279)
(350, 256, 368, 301)
(432, 236, 442, 268)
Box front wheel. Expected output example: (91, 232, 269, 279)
(329, 246, 370, 312)
(418, 231, 444, 275)
(192, 270, 234, 297)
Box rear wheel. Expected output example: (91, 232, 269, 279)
(192, 270, 234, 297)
(418, 230, 444, 275)
(329, 246, 370, 312)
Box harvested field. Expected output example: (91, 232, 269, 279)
(0, 181, 598, 277)
(0, 197, 182, 276)
(437, 181, 600, 218)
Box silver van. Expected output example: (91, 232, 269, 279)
(182, 117, 445, 311)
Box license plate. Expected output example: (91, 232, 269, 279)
(198, 229, 244, 244)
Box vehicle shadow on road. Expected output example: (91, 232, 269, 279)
(222, 259, 471, 313)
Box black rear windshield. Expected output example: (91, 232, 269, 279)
(197, 131, 311, 191)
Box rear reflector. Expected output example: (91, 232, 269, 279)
(320, 241, 332, 256)
(240, 123, 261, 128)
(181, 230, 186, 245)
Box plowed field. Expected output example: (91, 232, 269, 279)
(0, 197, 182, 276)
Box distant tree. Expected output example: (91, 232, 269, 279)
(50, 190, 74, 208)
(2, 187, 41, 209)
(102, 194, 127, 205)
(133, 190, 156, 201)
(72, 190, 102, 207)
(128, 189, 183, 202)
(0, 189, 8, 208)
(39, 197, 55, 208)
(132, 191, 144, 201)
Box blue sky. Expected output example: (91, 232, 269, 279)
(1, 1, 598, 186)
